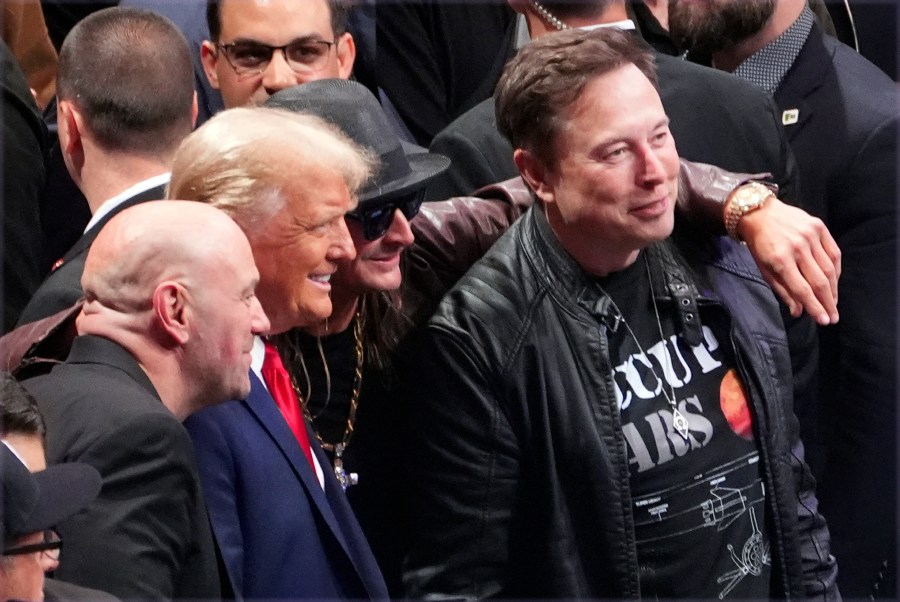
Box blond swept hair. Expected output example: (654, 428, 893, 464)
(167, 106, 376, 238)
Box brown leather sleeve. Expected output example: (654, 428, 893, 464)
(676, 158, 774, 233)
(403, 165, 776, 323)
(0, 299, 82, 378)
(403, 177, 533, 325)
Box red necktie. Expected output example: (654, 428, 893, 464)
(261, 341, 316, 471)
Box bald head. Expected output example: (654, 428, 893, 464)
(79, 201, 269, 418)
(82, 202, 248, 315)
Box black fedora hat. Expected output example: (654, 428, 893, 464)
(2, 444, 101, 542)
(265, 80, 450, 205)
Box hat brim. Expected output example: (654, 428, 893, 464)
(357, 143, 450, 204)
(16, 462, 101, 537)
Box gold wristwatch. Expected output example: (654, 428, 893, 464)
(724, 182, 777, 241)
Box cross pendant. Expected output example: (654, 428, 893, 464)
(333, 443, 359, 492)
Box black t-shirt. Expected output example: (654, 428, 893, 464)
(291, 327, 358, 446)
(599, 255, 771, 599)
(286, 327, 407, 595)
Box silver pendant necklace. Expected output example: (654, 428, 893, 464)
(597, 254, 690, 442)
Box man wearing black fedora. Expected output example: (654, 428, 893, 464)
(1, 444, 101, 602)
(262, 79, 449, 595)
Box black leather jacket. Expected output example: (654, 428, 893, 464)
(403, 207, 838, 600)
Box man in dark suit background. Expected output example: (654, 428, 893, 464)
(23, 200, 269, 599)
(1, 40, 48, 333)
(16, 7, 196, 326)
(668, 0, 898, 597)
(427, 0, 800, 207)
(424, 0, 848, 332)
(170, 107, 390, 600)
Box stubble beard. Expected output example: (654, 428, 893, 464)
(668, 0, 776, 58)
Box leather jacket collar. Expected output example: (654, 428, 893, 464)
(525, 207, 705, 345)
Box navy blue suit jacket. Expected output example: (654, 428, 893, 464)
(184, 372, 389, 600)
(773, 22, 898, 598)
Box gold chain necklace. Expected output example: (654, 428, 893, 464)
(286, 311, 365, 491)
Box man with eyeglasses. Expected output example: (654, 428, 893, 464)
(1, 444, 101, 602)
(201, 0, 355, 109)
(1, 373, 119, 602)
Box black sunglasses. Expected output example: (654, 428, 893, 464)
(346, 189, 425, 241)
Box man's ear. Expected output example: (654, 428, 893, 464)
(57, 100, 86, 178)
(335, 32, 356, 80)
(200, 40, 221, 90)
(57, 100, 81, 155)
(153, 282, 191, 345)
(514, 148, 557, 206)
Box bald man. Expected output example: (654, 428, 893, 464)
(23, 201, 269, 600)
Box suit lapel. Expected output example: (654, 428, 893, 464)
(242, 375, 359, 561)
(774, 23, 832, 142)
(315, 436, 389, 598)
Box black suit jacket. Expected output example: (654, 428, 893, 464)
(1, 40, 48, 333)
(23, 335, 221, 600)
(44, 578, 120, 602)
(427, 51, 800, 203)
(16, 184, 167, 326)
(773, 22, 898, 598)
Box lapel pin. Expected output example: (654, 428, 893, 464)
(782, 108, 799, 126)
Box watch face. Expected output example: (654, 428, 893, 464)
(738, 185, 767, 209)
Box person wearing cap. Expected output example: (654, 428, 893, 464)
(1, 373, 119, 602)
(169, 106, 389, 601)
(1, 445, 101, 602)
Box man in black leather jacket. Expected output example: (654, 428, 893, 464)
(403, 28, 838, 600)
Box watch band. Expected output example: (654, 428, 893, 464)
(724, 182, 776, 241)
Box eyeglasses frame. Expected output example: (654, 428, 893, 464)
(3, 529, 62, 560)
(216, 38, 337, 77)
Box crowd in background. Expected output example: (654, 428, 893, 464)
(1, 0, 897, 600)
